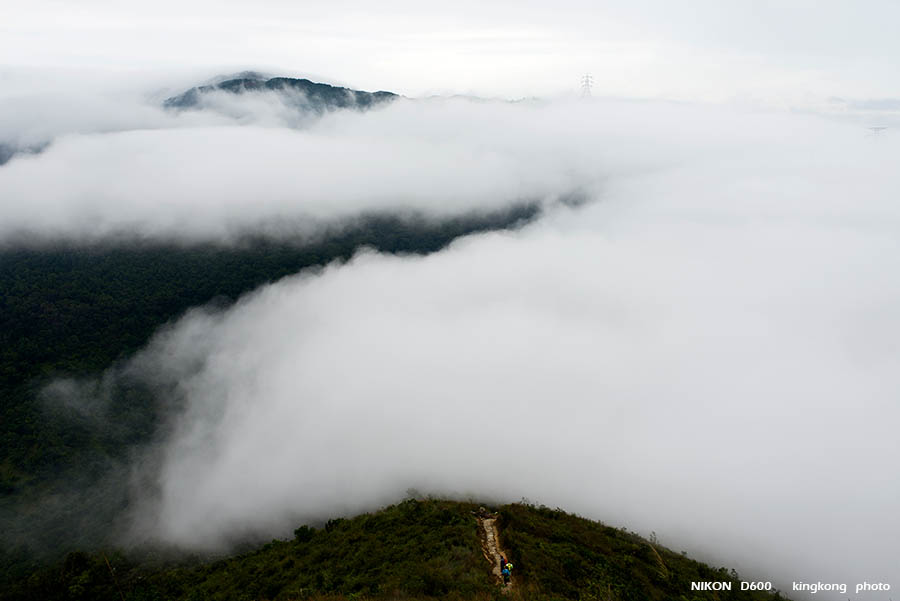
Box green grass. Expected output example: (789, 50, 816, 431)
(499, 503, 785, 601)
(1, 499, 790, 601)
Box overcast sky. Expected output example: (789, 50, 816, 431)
(3, 0, 900, 104)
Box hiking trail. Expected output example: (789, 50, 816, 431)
(474, 508, 513, 591)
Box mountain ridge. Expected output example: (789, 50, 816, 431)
(164, 75, 399, 112)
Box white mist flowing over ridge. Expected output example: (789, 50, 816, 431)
(4, 1, 900, 598)
(0, 95, 867, 243)
(104, 113, 900, 600)
(0, 97, 584, 241)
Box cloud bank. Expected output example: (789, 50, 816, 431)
(0, 93, 616, 242)
(2, 84, 869, 245)
(80, 106, 900, 599)
(6, 80, 896, 597)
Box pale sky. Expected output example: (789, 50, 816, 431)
(2, 0, 900, 105)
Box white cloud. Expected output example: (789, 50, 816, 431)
(0, 95, 757, 243)
(3, 3, 899, 596)
(100, 105, 900, 599)
(5, 88, 881, 245)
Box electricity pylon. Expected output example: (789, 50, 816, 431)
(581, 74, 593, 98)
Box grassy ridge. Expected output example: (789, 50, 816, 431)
(1, 499, 788, 601)
(500, 504, 784, 600)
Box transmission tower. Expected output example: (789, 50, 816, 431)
(581, 73, 594, 97)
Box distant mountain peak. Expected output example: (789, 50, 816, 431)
(163, 75, 399, 113)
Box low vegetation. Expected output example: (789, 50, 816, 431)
(1, 499, 788, 601)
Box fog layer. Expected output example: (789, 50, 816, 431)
(0, 92, 611, 242)
(97, 105, 900, 598)
(0, 88, 848, 243)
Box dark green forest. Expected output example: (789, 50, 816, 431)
(164, 76, 398, 112)
(1, 499, 789, 601)
(0, 205, 793, 600)
(0, 206, 537, 580)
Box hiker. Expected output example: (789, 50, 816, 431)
(505, 561, 514, 580)
(501, 566, 510, 584)
(499, 556, 506, 570)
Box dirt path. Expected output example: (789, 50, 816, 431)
(475, 512, 513, 591)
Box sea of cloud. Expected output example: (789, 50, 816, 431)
(7, 80, 899, 598)
(0, 85, 603, 242)
(1, 79, 850, 243)
(120, 176, 900, 595)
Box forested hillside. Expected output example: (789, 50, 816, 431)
(0, 206, 538, 575)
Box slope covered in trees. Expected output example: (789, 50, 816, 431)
(0, 207, 537, 490)
(0, 206, 538, 575)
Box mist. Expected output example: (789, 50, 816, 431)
(0, 92, 602, 242)
(5, 79, 899, 598)
(1, 82, 869, 245)
(5, 0, 900, 597)
(48, 102, 894, 599)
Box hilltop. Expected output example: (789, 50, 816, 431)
(2, 499, 789, 601)
(164, 75, 398, 112)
